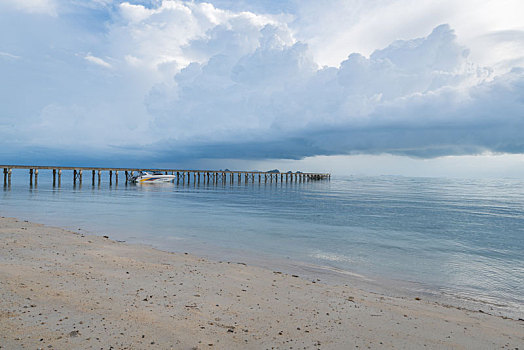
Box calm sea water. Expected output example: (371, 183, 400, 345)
(1, 171, 523, 318)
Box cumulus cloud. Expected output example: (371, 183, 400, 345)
(144, 23, 523, 159)
(291, 0, 524, 70)
(1, 0, 523, 164)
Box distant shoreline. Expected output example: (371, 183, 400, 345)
(1, 216, 522, 349)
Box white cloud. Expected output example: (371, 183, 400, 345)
(144, 23, 524, 160)
(0, 51, 21, 60)
(84, 54, 112, 68)
(292, 0, 524, 71)
(1, 0, 524, 168)
(107, 0, 280, 75)
(1, 0, 57, 15)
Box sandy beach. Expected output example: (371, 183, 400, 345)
(0, 216, 522, 349)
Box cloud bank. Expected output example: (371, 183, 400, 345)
(0, 0, 523, 164)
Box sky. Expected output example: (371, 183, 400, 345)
(1, 0, 523, 177)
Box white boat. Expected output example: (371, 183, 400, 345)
(131, 171, 176, 183)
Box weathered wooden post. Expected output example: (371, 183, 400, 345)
(52, 169, 56, 186)
(57, 169, 61, 186)
(34, 169, 38, 185)
(29, 169, 33, 185)
(3, 168, 6, 185)
(92, 170, 96, 185)
(73, 170, 77, 184)
(8, 168, 12, 186)
(97, 170, 101, 184)
(109, 170, 113, 185)
(79, 170, 83, 184)
(198, 172, 200, 183)
(115, 170, 118, 184)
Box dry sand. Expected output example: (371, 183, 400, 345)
(0, 216, 522, 349)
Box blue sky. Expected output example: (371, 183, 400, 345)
(1, 0, 524, 176)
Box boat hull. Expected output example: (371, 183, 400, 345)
(134, 175, 176, 183)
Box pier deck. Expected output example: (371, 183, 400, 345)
(2, 165, 330, 186)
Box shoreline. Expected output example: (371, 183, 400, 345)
(3, 176, 523, 322)
(1, 216, 523, 349)
(103, 228, 524, 321)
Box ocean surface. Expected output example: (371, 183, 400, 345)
(1, 171, 523, 318)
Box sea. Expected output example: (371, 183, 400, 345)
(1, 171, 523, 319)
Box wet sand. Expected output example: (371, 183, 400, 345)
(0, 216, 522, 349)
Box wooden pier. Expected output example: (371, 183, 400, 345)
(1, 165, 330, 187)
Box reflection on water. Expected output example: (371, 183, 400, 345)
(2, 171, 524, 318)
